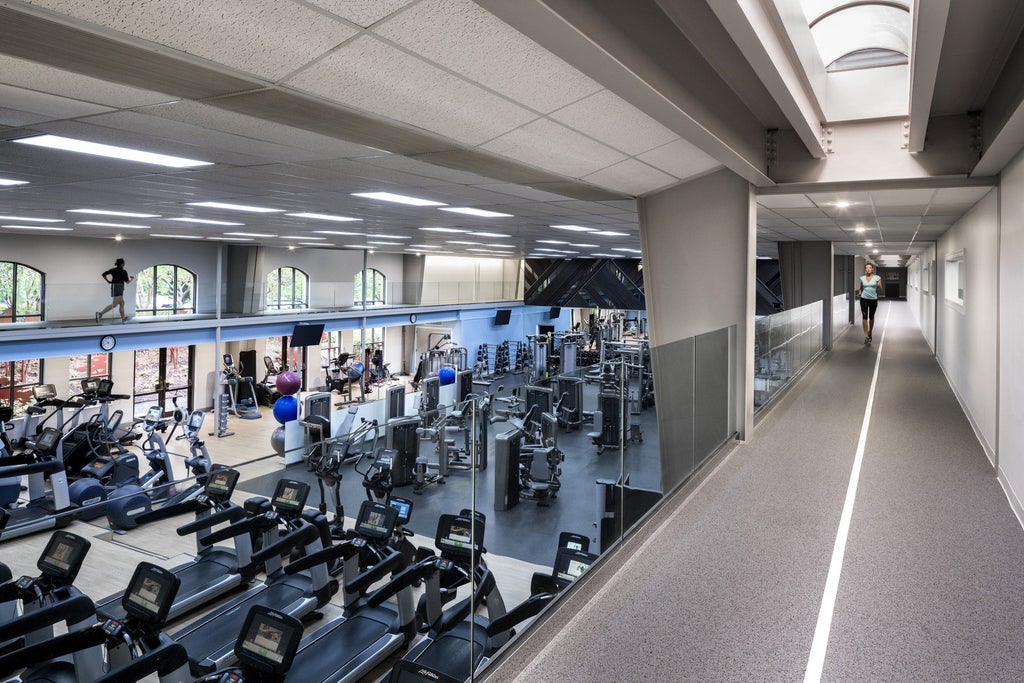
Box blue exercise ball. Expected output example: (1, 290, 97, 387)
(273, 394, 300, 424)
(348, 362, 364, 381)
(438, 366, 456, 386)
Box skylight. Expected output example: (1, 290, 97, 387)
(800, 1, 910, 73)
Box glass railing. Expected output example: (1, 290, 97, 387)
(754, 299, 824, 410)
(832, 292, 851, 343)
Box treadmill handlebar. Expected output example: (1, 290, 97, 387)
(91, 641, 190, 683)
(366, 555, 453, 609)
(346, 548, 405, 595)
(250, 522, 318, 565)
(0, 458, 62, 478)
(198, 515, 262, 547)
(176, 505, 245, 537)
(0, 618, 107, 675)
(485, 591, 555, 638)
(283, 537, 366, 576)
(132, 497, 203, 526)
(0, 593, 95, 643)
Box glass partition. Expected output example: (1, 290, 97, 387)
(754, 299, 824, 410)
(832, 292, 851, 343)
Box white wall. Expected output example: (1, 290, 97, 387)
(907, 243, 936, 351)
(936, 189, 998, 462)
(999, 150, 1024, 517)
(421, 255, 519, 304)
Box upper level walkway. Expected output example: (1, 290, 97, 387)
(482, 300, 1024, 682)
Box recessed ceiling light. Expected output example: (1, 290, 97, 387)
(68, 209, 160, 218)
(439, 207, 513, 218)
(77, 221, 150, 229)
(150, 234, 203, 239)
(419, 227, 465, 233)
(278, 235, 325, 240)
(188, 201, 282, 213)
(854, 226, 865, 233)
(367, 234, 411, 239)
(592, 230, 628, 237)
(286, 212, 362, 222)
(468, 231, 510, 238)
(834, 201, 851, 208)
(0, 216, 63, 223)
(2, 224, 72, 231)
(352, 191, 445, 207)
(224, 232, 274, 237)
(551, 225, 597, 232)
(864, 242, 873, 247)
(447, 240, 481, 245)
(168, 218, 244, 226)
(218, 237, 253, 242)
(288, 245, 296, 251)
(872, 249, 879, 253)
(0, 178, 29, 186)
(538, 240, 569, 245)
(313, 230, 362, 236)
(14, 134, 212, 168)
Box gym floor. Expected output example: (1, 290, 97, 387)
(0, 365, 661, 680)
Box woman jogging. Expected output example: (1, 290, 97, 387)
(857, 262, 882, 344)
(96, 257, 135, 323)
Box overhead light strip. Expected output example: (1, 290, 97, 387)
(14, 134, 212, 168)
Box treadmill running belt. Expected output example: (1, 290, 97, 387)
(411, 634, 486, 682)
(285, 614, 390, 680)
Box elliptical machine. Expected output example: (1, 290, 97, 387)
(218, 354, 262, 420)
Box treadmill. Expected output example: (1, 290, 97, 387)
(0, 427, 75, 542)
(96, 468, 254, 622)
(171, 478, 335, 674)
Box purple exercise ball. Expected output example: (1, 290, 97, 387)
(275, 370, 302, 396)
(272, 394, 299, 424)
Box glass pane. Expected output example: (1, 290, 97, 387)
(133, 348, 161, 415)
(165, 346, 190, 390)
(155, 264, 176, 313)
(15, 264, 42, 320)
(294, 270, 307, 304)
(178, 269, 194, 311)
(0, 262, 13, 323)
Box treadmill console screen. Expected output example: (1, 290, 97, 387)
(354, 500, 398, 541)
(145, 405, 162, 426)
(235, 606, 302, 676)
(186, 411, 205, 433)
(80, 377, 100, 394)
(435, 514, 484, 562)
(97, 379, 114, 397)
(553, 548, 598, 586)
(388, 497, 412, 525)
(205, 469, 239, 499)
(272, 480, 309, 514)
(32, 384, 56, 401)
(37, 532, 90, 581)
(223, 354, 234, 367)
(35, 428, 60, 453)
(122, 562, 180, 624)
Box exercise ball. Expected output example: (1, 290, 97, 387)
(273, 394, 299, 424)
(347, 362, 364, 381)
(275, 370, 302, 396)
(270, 426, 287, 455)
(438, 366, 456, 386)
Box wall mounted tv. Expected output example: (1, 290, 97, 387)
(494, 309, 512, 326)
(290, 323, 325, 347)
(549, 307, 561, 319)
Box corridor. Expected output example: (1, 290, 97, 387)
(483, 301, 1024, 682)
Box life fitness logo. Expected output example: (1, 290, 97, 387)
(416, 669, 440, 681)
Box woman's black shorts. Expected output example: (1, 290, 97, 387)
(860, 298, 878, 320)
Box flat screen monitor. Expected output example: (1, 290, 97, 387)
(186, 410, 205, 434)
(235, 606, 303, 676)
(388, 497, 413, 525)
(494, 309, 511, 326)
(35, 427, 61, 453)
(204, 468, 239, 499)
(553, 547, 598, 586)
(38, 532, 90, 581)
(122, 562, 180, 624)
(435, 513, 484, 562)
(354, 500, 398, 541)
(290, 323, 325, 348)
(32, 384, 56, 400)
(145, 405, 162, 426)
(97, 379, 113, 397)
(272, 479, 309, 514)
(80, 377, 100, 394)
(549, 307, 561, 319)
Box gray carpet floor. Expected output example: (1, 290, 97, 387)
(480, 301, 1024, 682)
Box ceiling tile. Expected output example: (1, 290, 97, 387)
(772, 207, 828, 219)
(549, 89, 678, 156)
(868, 189, 936, 206)
(581, 159, 677, 196)
(0, 83, 112, 121)
(373, 0, 602, 114)
(479, 118, 626, 179)
(635, 139, 720, 180)
(930, 186, 993, 205)
(306, 0, 414, 28)
(22, 0, 358, 80)
(0, 54, 175, 108)
(756, 193, 816, 209)
(286, 35, 538, 147)
(473, 183, 575, 202)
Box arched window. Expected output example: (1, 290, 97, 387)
(135, 265, 195, 316)
(266, 267, 308, 310)
(0, 261, 44, 323)
(354, 268, 385, 305)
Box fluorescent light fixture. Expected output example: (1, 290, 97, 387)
(487, 243, 514, 249)
(218, 237, 253, 242)
(571, 243, 599, 248)
(299, 242, 332, 247)
(278, 235, 325, 240)
(834, 201, 851, 208)
(410, 244, 442, 249)
(854, 226, 865, 233)
(2, 224, 72, 231)
(538, 240, 569, 245)
(590, 253, 617, 257)
(551, 225, 597, 232)
(872, 249, 879, 253)
(68, 209, 160, 218)
(592, 230, 629, 237)
(114, 236, 123, 242)
(286, 212, 362, 222)
(168, 217, 244, 226)
(224, 232, 274, 237)
(150, 234, 203, 239)
(419, 227, 465, 233)
(536, 248, 568, 252)
(367, 233, 411, 239)
(188, 201, 282, 213)
(438, 207, 512, 218)
(0, 216, 63, 223)
(312, 230, 363, 237)
(367, 240, 402, 245)
(14, 134, 212, 168)
(446, 240, 481, 245)
(864, 242, 873, 247)
(77, 221, 150, 229)
(351, 191, 445, 207)
(612, 247, 643, 253)
(468, 231, 510, 238)
(0, 178, 29, 186)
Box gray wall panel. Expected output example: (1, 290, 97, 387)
(694, 327, 731, 465)
(652, 337, 695, 491)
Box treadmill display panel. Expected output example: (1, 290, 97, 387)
(388, 497, 412, 525)
(186, 411, 205, 434)
(553, 548, 599, 585)
(32, 384, 56, 400)
(435, 514, 484, 561)
(272, 479, 309, 514)
(123, 562, 180, 624)
(235, 606, 302, 675)
(205, 468, 239, 498)
(145, 405, 162, 426)
(37, 532, 90, 580)
(34, 428, 60, 452)
(354, 500, 398, 541)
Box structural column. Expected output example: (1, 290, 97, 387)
(639, 169, 756, 493)
(778, 241, 834, 349)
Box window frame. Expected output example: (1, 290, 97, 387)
(266, 267, 309, 310)
(68, 353, 111, 397)
(354, 268, 386, 306)
(135, 264, 196, 317)
(0, 261, 45, 324)
(0, 358, 44, 416)
(944, 249, 965, 311)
